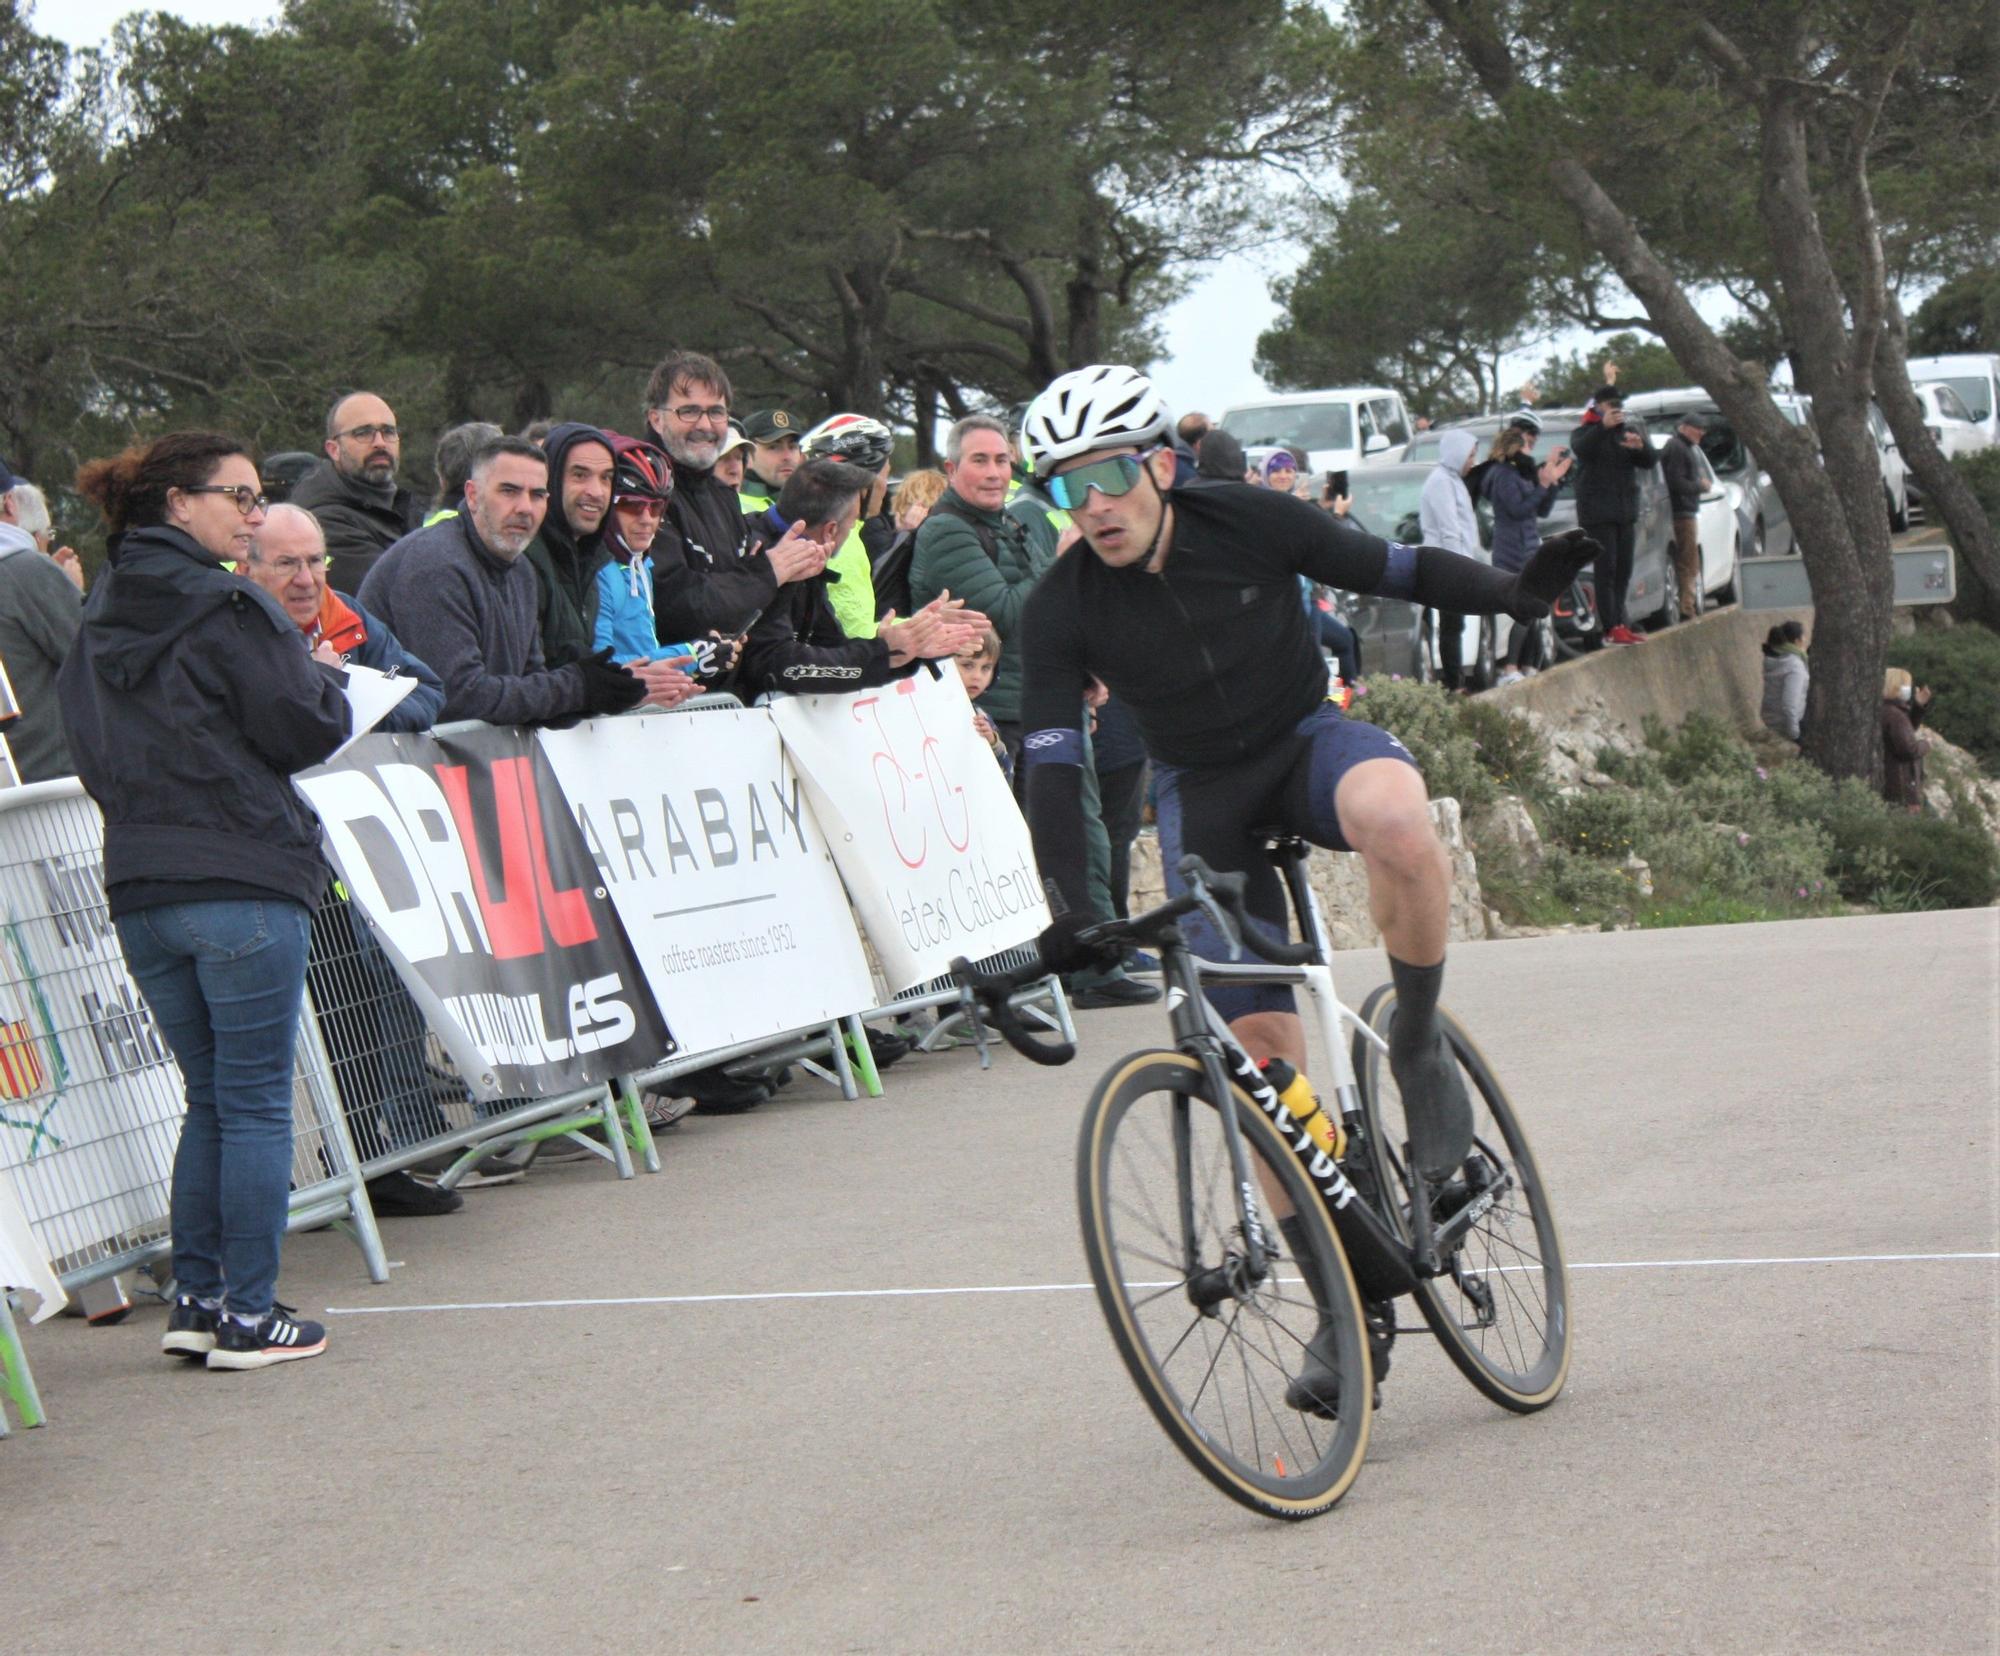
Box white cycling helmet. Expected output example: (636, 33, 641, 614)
(1022, 365, 1173, 476)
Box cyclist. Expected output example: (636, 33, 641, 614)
(1015, 364, 1599, 1413)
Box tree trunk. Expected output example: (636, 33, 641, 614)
(912, 377, 939, 467)
(1875, 302, 2000, 627)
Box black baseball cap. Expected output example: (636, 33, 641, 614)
(0, 454, 18, 493)
(742, 409, 803, 444)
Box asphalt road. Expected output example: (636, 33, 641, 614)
(12, 909, 1998, 1655)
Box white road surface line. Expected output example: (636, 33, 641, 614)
(323, 1249, 1999, 1316)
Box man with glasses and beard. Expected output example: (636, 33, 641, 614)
(290, 391, 427, 597)
(640, 350, 826, 668)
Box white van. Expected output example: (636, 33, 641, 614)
(1904, 353, 2000, 448)
(1216, 388, 1413, 482)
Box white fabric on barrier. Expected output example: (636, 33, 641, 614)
(768, 668, 1048, 993)
(0, 786, 184, 1266)
(0, 1162, 63, 1321)
(539, 706, 873, 1051)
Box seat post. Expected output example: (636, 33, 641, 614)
(1257, 832, 1326, 960)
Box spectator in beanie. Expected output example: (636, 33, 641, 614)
(58, 432, 350, 1369)
(1569, 384, 1659, 645)
(1194, 428, 1247, 482)
(1482, 417, 1572, 679)
(289, 391, 427, 597)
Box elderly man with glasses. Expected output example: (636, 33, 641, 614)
(290, 390, 428, 597)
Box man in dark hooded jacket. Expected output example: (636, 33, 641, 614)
(640, 350, 825, 668)
(290, 391, 427, 598)
(523, 421, 616, 669)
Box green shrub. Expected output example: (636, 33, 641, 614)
(1348, 680, 1496, 809)
(1815, 784, 2000, 909)
(1456, 697, 1548, 797)
(1885, 622, 2000, 773)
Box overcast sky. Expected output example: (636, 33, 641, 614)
(40, 0, 1632, 423)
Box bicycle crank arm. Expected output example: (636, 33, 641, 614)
(1427, 1160, 1513, 1261)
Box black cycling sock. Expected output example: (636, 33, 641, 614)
(1386, 956, 1474, 1180)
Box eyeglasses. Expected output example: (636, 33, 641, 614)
(183, 484, 270, 516)
(336, 423, 399, 443)
(616, 497, 667, 518)
(665, 404, 728, 425)
(1045, 452, 1154, 512)
(262, 554, 328, 578)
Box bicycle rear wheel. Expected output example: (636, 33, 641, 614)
(1076, 1049, 1372, 1519)
(1352, 987, 1571, 1412)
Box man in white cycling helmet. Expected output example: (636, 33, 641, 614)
(1015, 364, 1599, 1414)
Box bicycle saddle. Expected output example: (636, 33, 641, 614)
(1253, 827, 1311, 865)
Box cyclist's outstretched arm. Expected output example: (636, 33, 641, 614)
(1017, 581, 1096, 933)
(1293, 505, 1600, 622)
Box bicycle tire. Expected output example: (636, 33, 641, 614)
(1352, 987, 1571, 1413)
(1076, 1049, 1372, 1519)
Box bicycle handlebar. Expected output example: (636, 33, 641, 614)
(947, 854, 1320, 1064)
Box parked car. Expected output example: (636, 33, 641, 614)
(1217, 387, 1414, 489)
(1912, 380, 1993, 461)
(1866, 402, 1912, 531)
(1904, 352, 2000, 448)
(1618, 387, 1794, 558)
(1399, 411, 1683, 651)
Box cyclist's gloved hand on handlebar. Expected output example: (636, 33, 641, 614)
(1509, 528, 1601, 619)
(1035, 911, 1121, 977)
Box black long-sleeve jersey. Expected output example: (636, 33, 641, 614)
(1018, 480, 1545, 915)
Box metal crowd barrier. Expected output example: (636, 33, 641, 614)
(0, 779, 385, 1300)
(0, 696, 1057, 1331)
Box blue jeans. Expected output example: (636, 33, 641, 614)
(117, 898, 311, 1319)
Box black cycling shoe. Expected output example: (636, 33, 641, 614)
(366, 1170, 464, 1218)
(1389, 1030, 1475, 1181)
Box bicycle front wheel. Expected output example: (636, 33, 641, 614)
(1076, 1049, 1372, 1520)
(1353, 987, 1571, 1412)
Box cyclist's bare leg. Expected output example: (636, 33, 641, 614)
(1331, 759, 1449, 966)
(1333, 755, 1471, 1178)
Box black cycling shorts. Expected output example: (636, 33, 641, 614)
(1153, 702, 1417, 1020)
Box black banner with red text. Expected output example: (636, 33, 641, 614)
(296, 725, 675, 1098)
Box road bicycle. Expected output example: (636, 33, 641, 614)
(953, 836, 1569, 1519)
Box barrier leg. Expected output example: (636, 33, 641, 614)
(833, 1018, 866, 1099)
(598, 1086, 634, 1181)
(617, 1079, 661, 1174)
(0, 1295, 46, 1431)
(322, 1099, 390, 1287)
(1046, 975, 1078, 1046)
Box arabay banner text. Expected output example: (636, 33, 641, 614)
(296, 724, 675, 1099)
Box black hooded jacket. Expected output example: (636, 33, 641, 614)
(522, 421, 614, 668)
(651, 446, 779, 642)
(56, 525, 351, 916)
(289, 459, 426, 598)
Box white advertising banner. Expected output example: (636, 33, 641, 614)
(768, 668, 1048, 993)
(538, 705, 875, 1053)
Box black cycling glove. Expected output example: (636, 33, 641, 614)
(1510, 528, 1602, 619)
(577, 648, 647, 714)
(1035, 911, 1121, 976)
(687, 631, 743, 681)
